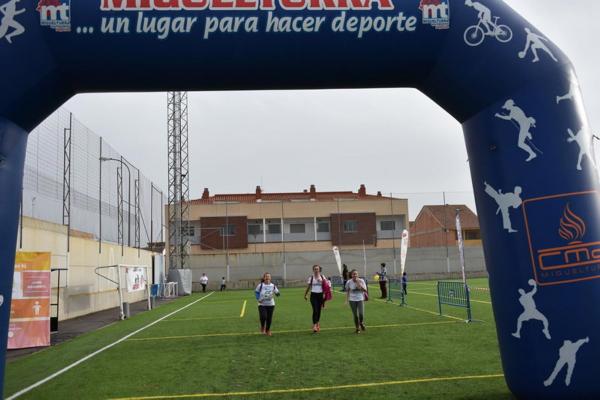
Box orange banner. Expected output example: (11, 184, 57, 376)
(9, 252, 52, 349)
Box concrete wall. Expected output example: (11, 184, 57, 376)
(187, 246, 487, 289)
(17, 216, 157, 321)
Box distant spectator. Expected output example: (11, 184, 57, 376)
(379, 263, 388, 299)
(200, 273, 208, 293)
(220, 277, 227, 291)
(402, 272, 408, 296)
(342, 264, 349, 292)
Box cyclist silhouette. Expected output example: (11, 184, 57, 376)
(465, 0, 493, 34)
(0, 0, 26, 44)
(464, 0, 512, 47)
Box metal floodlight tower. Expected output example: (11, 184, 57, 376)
(167, 91, 190, 270)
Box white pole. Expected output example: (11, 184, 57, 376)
(455, 209, 467, 285)
(116, 265, 125, 320)
(145, 266, 151, 310)
(362, 240, 367, 278)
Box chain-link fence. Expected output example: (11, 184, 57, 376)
(21, 108, 165, 248)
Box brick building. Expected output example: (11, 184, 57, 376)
(180, 185, 408, 255)
(409, 205, 481, 248)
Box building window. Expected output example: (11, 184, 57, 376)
(380, 221, 396, 231)
(181, 226, 195, 237)
(290, 223, 306, 234)
(343, 220, 358, 233)
(221, 224, 236, 236)
(317, 221, 330, 233)
(268, 223, 281, 234)
(464, 230, 481, 240)
(248, 224, 262, 236)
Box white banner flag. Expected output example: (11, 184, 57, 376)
(332, 246, 342, 275)
(126, 267, 147, 293)
(400, 229, 409, 276)
(455, 211, 467, 284)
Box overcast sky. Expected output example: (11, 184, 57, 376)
(62, 1, 600, 219)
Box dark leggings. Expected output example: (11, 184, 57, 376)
(310, 292, 324, 324)
(258, 305, 275, 330)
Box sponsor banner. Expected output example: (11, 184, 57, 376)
(332, 246, 342, 275)
(523, 191, 600, 286)
(9, 252, 51, 349)
(400, 229, 409, 275)
(8, 321, 51, 349)
(37, 0, 72, 32)
(419, 0, 450, 30)
(126, 266, 147, 293)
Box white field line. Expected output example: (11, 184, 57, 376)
(6, 292, 215, 400)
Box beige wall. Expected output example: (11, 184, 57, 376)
(193, 238, 402, 255)
(17, 217, 157, 321)
(188, 198, 408, 220)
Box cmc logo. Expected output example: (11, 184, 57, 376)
(523, 191, 600, 286)
(37, 0, 71, 32)
(419, 0, 450, 30)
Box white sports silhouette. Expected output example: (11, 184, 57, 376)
(465, 0, 493, 34)
(0, 0, 25, 44)
(495, 99, 538, 162)
(32, 301, 41, 316)
(567, 127, 596, 171)
(518, 27, 557, 63)
(556, 82, 577, 104)
(544, 337, 589, 387)
(484, 182, 522, 233)
(512, 279, 550, 340)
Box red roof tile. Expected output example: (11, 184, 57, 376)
(419, 205, 480, 230)
(190, 189, 397, 205)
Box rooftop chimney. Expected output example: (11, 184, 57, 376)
(255, 185, 262, 201)
(202, 188, 210, 200)
(358, 184, 367, 197)
(309, 184, 316, 200)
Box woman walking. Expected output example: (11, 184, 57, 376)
(345, 269, 367, 334)
(304, 264, 326, 333)
(255, 272, 280, 336)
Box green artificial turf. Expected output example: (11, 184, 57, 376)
(4, 278, 514, 399)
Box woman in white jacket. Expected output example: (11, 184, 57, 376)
(255, 272, 280, 336)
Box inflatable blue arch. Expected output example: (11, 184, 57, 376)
(1, 0, 599, 398)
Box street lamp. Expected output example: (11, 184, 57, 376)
(100, 157, 131, 251)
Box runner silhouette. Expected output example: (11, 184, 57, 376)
(544, 338, 589, 387)
(495, 99, 538, 162)
(484, 182, 522, 233)
(518, 27, 557, 63)
(0, 0, 26, 44)
(512, 279, 550, 340)
(567, 127, 595, 171)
